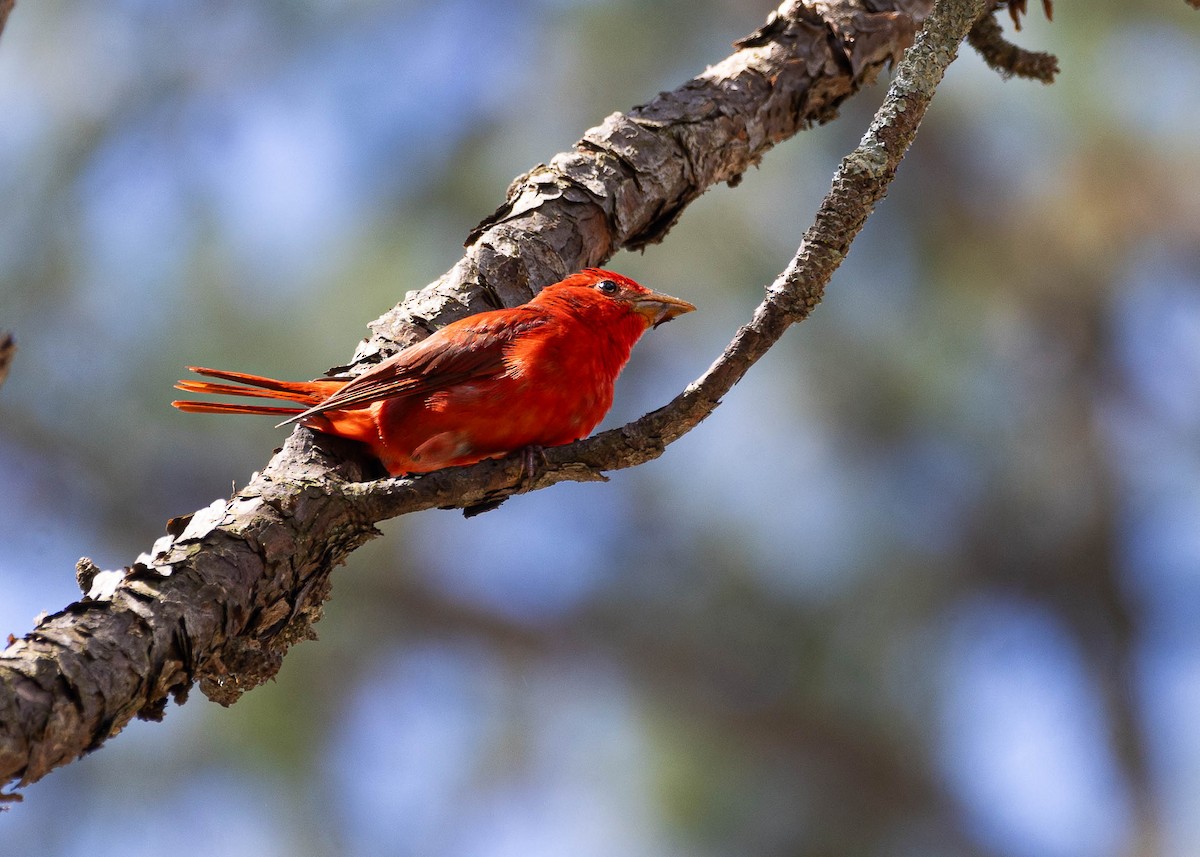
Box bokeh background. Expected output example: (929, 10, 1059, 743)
(3, 1, 1200, 855)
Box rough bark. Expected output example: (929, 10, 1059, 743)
(351, 0, 957, 363)
(967, 11, 1058, 81)
(0, 0, 991, 792)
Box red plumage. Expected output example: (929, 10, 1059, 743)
(173, 269, 695, 475)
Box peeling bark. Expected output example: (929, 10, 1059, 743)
(1, 0, 994, 792)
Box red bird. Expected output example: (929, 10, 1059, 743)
(173, 269, 695, 476)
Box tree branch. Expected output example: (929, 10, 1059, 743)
(353, 0, 928, 363)
(350, 0, 988, 517)
(1, 0, 985, 792)
(968, 10, 1058, 82)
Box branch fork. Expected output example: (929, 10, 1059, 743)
(1, 0, 1063, 792)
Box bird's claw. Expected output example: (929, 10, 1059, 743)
(518, 445, 547, 493)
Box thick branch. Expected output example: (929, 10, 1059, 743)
(348, 0, 988, 516)
(1, 0, 978, 791)
(354, 0, 926, 361)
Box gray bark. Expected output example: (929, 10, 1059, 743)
(1, 0, 990, 793)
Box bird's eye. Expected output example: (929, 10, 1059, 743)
(595, 280, 619, 295)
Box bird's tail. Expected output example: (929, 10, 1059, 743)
(172, 366, 345, 418)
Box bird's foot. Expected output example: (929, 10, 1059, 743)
(518, 445, 547, 493)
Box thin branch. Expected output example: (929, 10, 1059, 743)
(968, 11, 1058, 82)
(349, 0, 989, 518)
(353, 0, 927, 364)
(1, 0, 971, 791)
(1002, 0, 1053, 30)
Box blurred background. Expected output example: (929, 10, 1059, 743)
(2, 1, 1199, 855)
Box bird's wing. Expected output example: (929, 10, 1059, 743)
(280, 308, 548, 425)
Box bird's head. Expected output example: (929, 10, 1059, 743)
(548, 268, 696, 329)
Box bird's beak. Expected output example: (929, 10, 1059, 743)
(632, 290, 697, 328)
